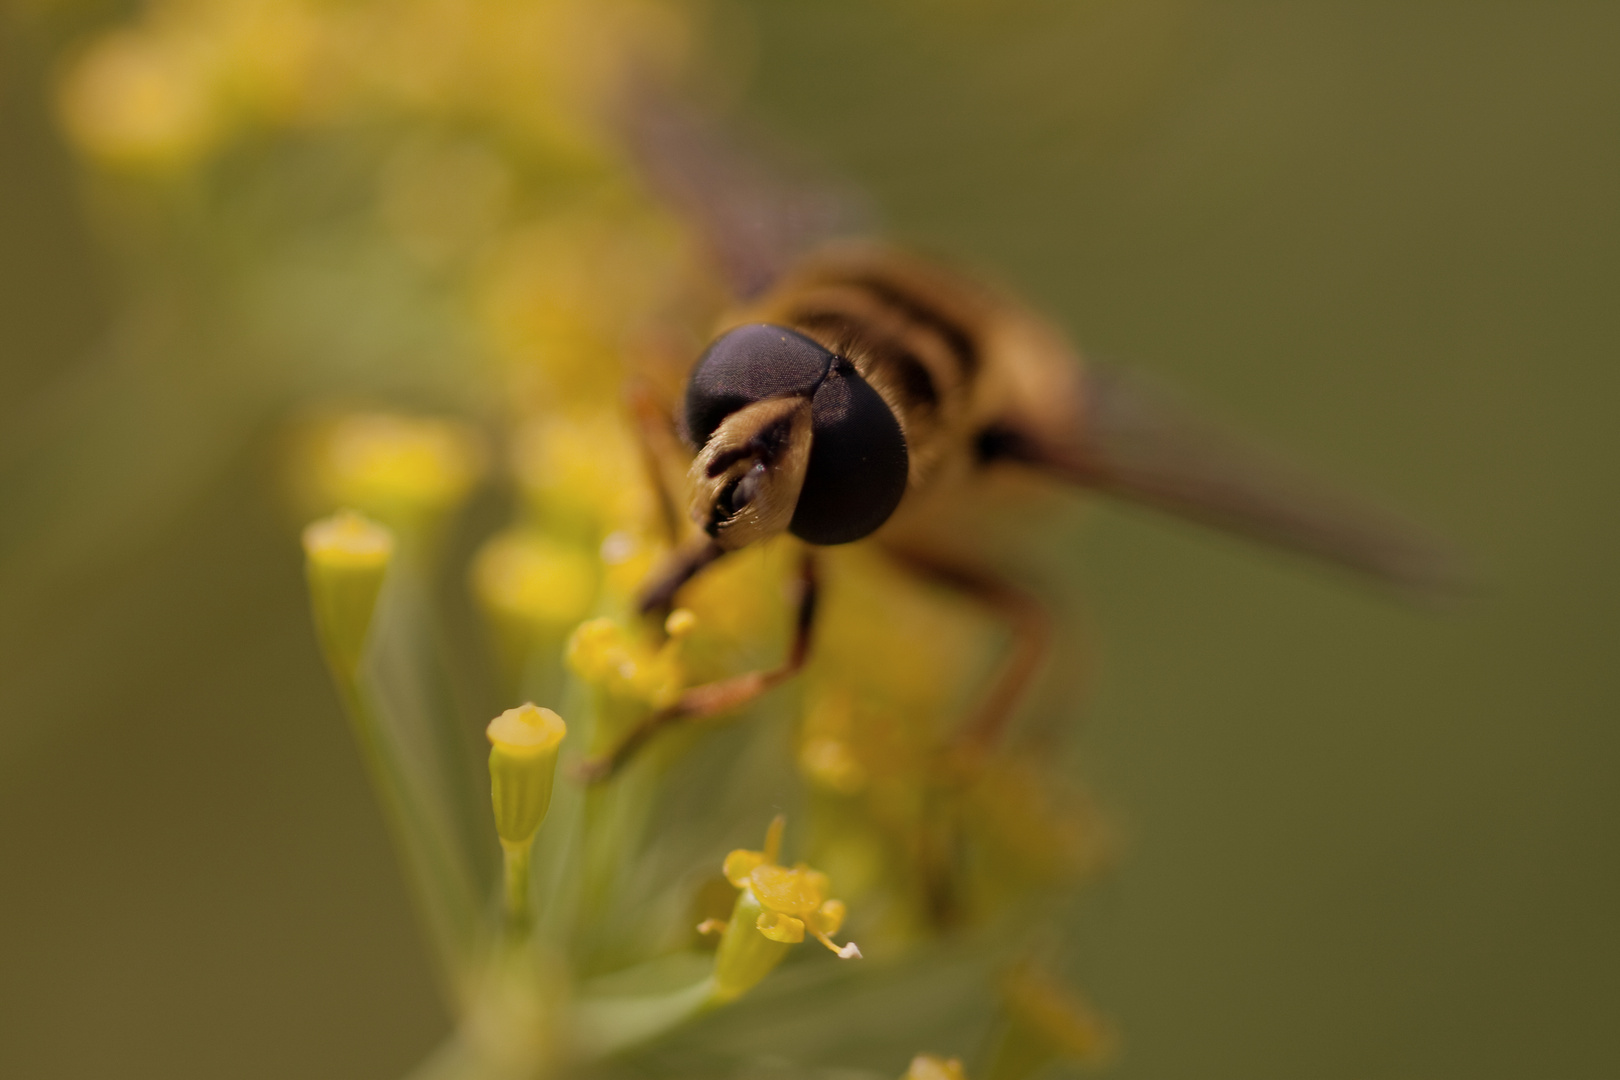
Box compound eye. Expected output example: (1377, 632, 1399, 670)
(685, 325, 834, 446)
(789, 370, 909, 545)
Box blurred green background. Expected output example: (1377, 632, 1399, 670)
(2, 2, 1616, 1078)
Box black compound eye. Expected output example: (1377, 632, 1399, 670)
(684, 324, 833, 446)
(789, 370, 909, 545)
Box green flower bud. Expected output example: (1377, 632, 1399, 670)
(302, 510, 394, 677)
(488, 704, 568, 931)
(487, 704, 568, 846)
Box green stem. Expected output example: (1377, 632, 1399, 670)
(501, 838, 533, 934)
(334, 669, 483, 994)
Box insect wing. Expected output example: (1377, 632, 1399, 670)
(1023, 365, 1460, 595)
(615, 82, 874, 301)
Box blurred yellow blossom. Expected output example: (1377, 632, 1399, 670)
(301, 509, 394, 677)
(473, 529, 600, 632)
(303, 411, 486, 535)
(512, 410, 650, 539)
(906, 1055, 968, 1080)
(473, 528, 600, 691)
(58, 27, 219, 168)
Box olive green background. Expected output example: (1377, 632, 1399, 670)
(2, 3, 1616, 1078)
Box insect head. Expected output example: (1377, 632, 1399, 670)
(685, 324, 909, 548)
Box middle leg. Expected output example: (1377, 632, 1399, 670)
(879, 542, 1053, 770)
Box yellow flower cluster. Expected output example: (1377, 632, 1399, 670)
(56, 0, 688, 173)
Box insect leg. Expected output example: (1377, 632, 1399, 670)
(583, 551, 820, 782)
(880, 544, 1052, 767)
(637, 535, 726, 616)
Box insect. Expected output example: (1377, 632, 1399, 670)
(582, 92, 1452, 780)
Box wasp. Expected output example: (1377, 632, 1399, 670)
(583, 94, 1452, 780)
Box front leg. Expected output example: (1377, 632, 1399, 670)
(583, 550, 821, 782)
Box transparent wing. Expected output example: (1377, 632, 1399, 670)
(615, 81, 875, 301)
(998, 365, 1462, 596)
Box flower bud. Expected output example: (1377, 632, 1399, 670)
(302, 509, 394, 677)
(486, 704, 568, 846)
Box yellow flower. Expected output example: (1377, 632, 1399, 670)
(721, 815, 859, 959)
(510, 410, 649, 538)
(705, 816, 859, 1005)
(486, 703, 568, 927)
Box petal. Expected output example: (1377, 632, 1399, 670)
(750, 864, 822, 916)
(809, 897, 846, 937)
(755, 910, 805, 943)
(723, 849, 764, 888)
(796, 865, 831, 900)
